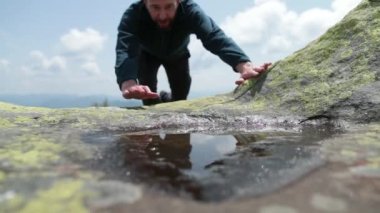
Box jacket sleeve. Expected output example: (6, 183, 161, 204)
(115, 8, 140, 90)
(188, 4, 250, 72)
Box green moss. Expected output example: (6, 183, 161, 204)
(14, 116, 37, 126)
(49, 108, 134, 129)
(151, 95, 230, 112)
(1, 195, 25, 212)
(38, 114, 62, 126)
(368, 157, 380, 165)
(0, 171, 6, 182)
(0, 117, 16, 128)
(340, 149, 358, 158)
(251, 99, 267, 111)
(0, 134, 63, 168)
(371, 27, 380, 43)
(19, 180, 88, 213)
(340, 49, 353, 60)
(300, 82, 333, 113)
(0, 102, 51, 113)
(0, 102, 23, 111)
(76, 171, 104, 180)
(323, 123, 380, 163)
(14, 116, 33, 124)
(70, 117, 93, 128)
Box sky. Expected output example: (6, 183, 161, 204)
(0, 0, 362, 100)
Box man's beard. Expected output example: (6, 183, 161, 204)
(155, 19, 173, 29)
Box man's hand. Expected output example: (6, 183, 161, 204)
(235, 62, 272, 85)
(121, 80, 159, 100)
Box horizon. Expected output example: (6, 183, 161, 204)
(0, 91, 217, 108)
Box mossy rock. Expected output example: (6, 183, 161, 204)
(152, 0, 380, 124)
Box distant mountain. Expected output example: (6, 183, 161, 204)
(0, 94, 142, 108)
(0, 90, 221, 109)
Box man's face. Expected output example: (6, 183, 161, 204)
(144, 0, 180, 29)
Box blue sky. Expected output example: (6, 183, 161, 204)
(0, 0, 361, 100)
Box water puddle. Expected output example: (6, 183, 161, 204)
(83, 127, 335, 202)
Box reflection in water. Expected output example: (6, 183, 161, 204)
(122, 134, 269, 175)
(86, 128, 333, 202)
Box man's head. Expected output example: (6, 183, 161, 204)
(143, 0, 180, 29)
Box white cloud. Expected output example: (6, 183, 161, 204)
(220, 0, 361, 59)
(60, 28, 107, 57)
(188, 36, 219, 72)
(0, 59, 10, 66)
(59, 28, 106, 77)
(190, 64, 239, 94)
(0, 59, 10, 72)
(290, 8, 334, 40)
(332, 0, 363, 18)
(264, 35, 293, 54)
(222, 0, 293, 45)
(81, 61, 101, 76)
(28, 50, 67, 74)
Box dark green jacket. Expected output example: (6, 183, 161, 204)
(115, 0, 250, 89)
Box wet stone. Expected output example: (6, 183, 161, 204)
(82, 126, 334, 202)
(85, 180, 142, 209)
(349, 164, 380, 178)
(310, 193, 348, 212)
(0, 191, 16, 203)
(259, 204, 299, 213)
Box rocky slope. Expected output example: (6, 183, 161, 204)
(153, 0, 380, 124)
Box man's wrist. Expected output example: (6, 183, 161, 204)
(236, 61, 252, 73)
(121, 79, 138, 91)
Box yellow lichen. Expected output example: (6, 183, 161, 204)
(151, 95, 230, 112)
(0, 102, 51, 113)
(1, 195, 25, 212)
(0, 171, 6, 182)
(0, 135, 62, 168)
(340, 150, 358, 158)
(0, 117, 16, 128)
(14, 116, 37, 126)
(19, 180, 88, 213)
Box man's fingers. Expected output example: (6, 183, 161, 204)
(122, 90, 131, 99)
(242, 71, 259, 79)
(253, 62, 272, 73)
(258, 62, 272, 69)
(264, 62, 272, 70)
(141, 93, 159, 99)
(142, 86, 158, 97)
(141, 91, 159, 100)
(142, 86, 152, 94)
(253, 66, 265, 73)
(234, 62, 272, 86)
(259, 63, 271, 72)
(124, 85, 159, 100)
(235, 77, 245, 85)
(122, 85, 147, 99)
(124, 87, 145, 99)
(141, 86, 159, 99)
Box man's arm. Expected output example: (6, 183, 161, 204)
(116, 5, 159, 99)
(187, 2, 271, 84)
(115, 8, 139, 90)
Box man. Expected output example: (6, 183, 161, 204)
(115, 0, 271, 105)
